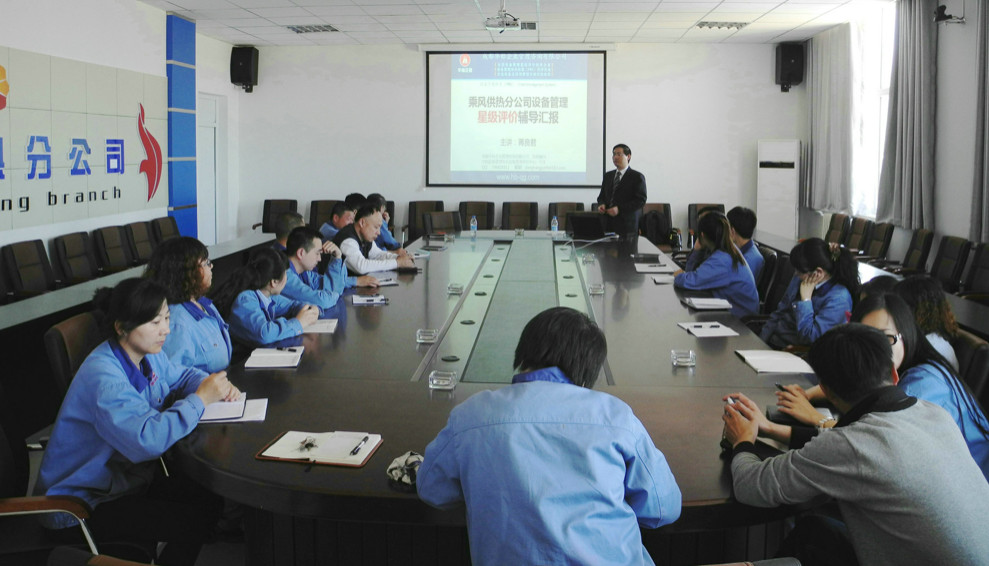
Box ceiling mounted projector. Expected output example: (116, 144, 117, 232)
(484, 0, 534, 32)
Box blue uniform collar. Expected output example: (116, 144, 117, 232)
(511, 366, 573, 385)
(108, 339, 157, 393)
(739, 240, 754, 254)
(180, 297, 214, 322)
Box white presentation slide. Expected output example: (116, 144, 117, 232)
(428, 52, 606, 187)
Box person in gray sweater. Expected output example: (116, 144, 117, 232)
(722, 323, 989, 566)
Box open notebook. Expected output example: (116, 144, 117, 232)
(257, 431, 383, 467)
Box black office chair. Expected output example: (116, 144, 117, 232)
(1, 239, 59, 300)
(548, 202, 584, 232)
(502, 202, 538, 230)
(423, 211, 463, 235)
(150, 216, 180, 245)
(404, 201, 444, 245)
(124, 222, 155, 266)
(951, 328, 989, 404)
(898, 236, 972, 293)
(44, 312, 103, 405)
(687, 203, 725, 245)
(309, 200, 341, 230)
(92, 227, 136, 273)
(52, 233, 100, 285)
(755, 245, 779, 310)
(824, 213, 851, 245)
(252, 199, 298, 233)
(843, 217, 873, 253)
(857, 222, 894, 261)
(458, 202, 495, 230)
(871, 228, 934, 272)
(957, 243, 989, 306)
(639, 204, 674, 251)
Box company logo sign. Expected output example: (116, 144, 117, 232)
(0, 64, 8, 111)
(138, 104, 162, 202)
(459, 54, 471, 67)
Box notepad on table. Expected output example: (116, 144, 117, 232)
(306, 319, 338, 333)
(635, 262, 676, 274)
(412, 250, 430, 260)
(256, 430, 383, 467)
(201, 392, 247, 421)
(677, 322, 739, 337)
(202, 398, 269, 423)
(735, 350, 814, 373)
(376, 277, 399, 287)
(245, 347, 304, 368)
(652, 275, 675, 284)
(353, 294, 388, 306)
(681, 297, 733, 310)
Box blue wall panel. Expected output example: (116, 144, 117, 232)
(170, 206, 198, 238)
(166, 65, 196, 111)
(167, 112, 196, 159)
(168, 161, 197, 207)
(166, 16, 196, 66)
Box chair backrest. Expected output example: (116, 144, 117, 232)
(764, 253, 795, 315)
(548, 202, 584, 231)
(0, 383, 29, 499)
(963, 243, 989, 293)
(386, 200, 396, 232)
(52, 232, 99, 285)
(902, 228, 934, 271)
(862, 222, 894, 259)
(260, 199, 298, 234)
(43, 312, 103, 404)
(951, 328, 989, 402)
(309, 200, 341, 230)
(423, 211, 462, 235)
(929, 236, 972, 293)
(823, 213, 850, 245)
(639, 205, 672, 247)
(0, 240, 56, 297)
(843, 217, 873, 251)
(124, 222, 155, 265)
(687, 203, 725, 234)
(92, 226, 135, 273)
(756, 245, 779, 305)
(150, 216, 180, 245)
(407, 201, 444, 243)
(502, 202, 538, 230)
(458, 202, 495, 230)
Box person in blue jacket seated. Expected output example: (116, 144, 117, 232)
(35, 278, 240, 566)
(144, 237, 231, 374)
(726, 206, 764, 282)
(894, 275, 960, 371)
(210, 247, 320, 346)
(317, 201, 355, 242)
(760, 238, 859, 349)
(775, 292, 989, 481)
(417, 307, 682, 566)
(283, 226, 378, 313)
(673, 212, 759, 318)
(366, 192, 401, 250)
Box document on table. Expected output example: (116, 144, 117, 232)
(375, 277, 399, 287)
(353, 294, 388, 306)
(257, 430, 383, 467)
(412, 250, 430, 260)
(245, 347, 304, 368)
(635, 263, 676, 274)
(735, 350, 814, 373)
(202, 398, 269, 423)
(306, 319, 337, 333)
(201, 392, 247, 421)
(677, 322, 739, 337)
(652, 275, 675, 284)
(681, 297, 733, 310)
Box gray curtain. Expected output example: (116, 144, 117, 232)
(803, 25, 853, 212)
(877, 0, 937, 229)
(972, 1, 989, 241)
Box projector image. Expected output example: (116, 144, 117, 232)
(485, 13, 520, 31)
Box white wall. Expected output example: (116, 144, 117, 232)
(0, 0, 166, 250)
(226, 42, 806, 236)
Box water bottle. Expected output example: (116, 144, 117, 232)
(470, 215, 478, 240)
(551, 216, 559, 233)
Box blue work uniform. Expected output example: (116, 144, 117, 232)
(375, 222, 400, 250)
(282, 263, 343, 313)
(739, 240, 764, 282)
(760, 277, 852, 348)
(163, 298, 231, 373)
(228, 290, 306, 345)
(674, 249, 759, 318)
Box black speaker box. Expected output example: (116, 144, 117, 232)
(230, 46, 259, 92)
(775, 43, 804, 89)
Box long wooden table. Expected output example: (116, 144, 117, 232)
(170, 232, 816, 565)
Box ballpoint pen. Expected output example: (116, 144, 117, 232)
(350, 435, 369, 456)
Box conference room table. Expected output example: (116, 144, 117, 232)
(170, 231, 818, 566)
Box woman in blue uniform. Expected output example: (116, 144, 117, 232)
(145, 237, 231, 373)
(36, 278, 240, 566)
(673, 212, 759, 318)
(210, 246, 319, 346)
(760, 238, 860, 348)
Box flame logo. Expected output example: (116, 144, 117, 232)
(0, 64, 9, 111)
(460, 54, 471, 67)
(138, 104, 162, 201)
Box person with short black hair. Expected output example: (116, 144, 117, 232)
(726, 206, 763, 281)
(366, 193, 401, 250)
(418, 307, 682, 566)
(318, 202, 355, 241)
(723, 323, 989, 566)
(344, 192, 366, 209)
(597, 144, 647, 241)
(273, 211, 305, 251)
(332, 205, 414, 274)
(36, 278, 239, 566)
(858, 274, 898, 301)
(673, 213, 759, 317)
(283, 226, 378, 312)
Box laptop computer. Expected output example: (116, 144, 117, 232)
(567, 212, 615, 240)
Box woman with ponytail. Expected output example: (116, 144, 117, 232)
(760, 237, 860, 348)
(673, 212, 759, 317)
(210, 247, 319, 346)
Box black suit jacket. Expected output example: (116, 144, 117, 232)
(597, 168, 647, 237)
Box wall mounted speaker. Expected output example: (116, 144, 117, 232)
(775, 43, 804, 93)
(230, 46, 259, 93)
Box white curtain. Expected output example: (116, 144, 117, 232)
(877, 0, 938, 230)
(972, 1, 989, 242)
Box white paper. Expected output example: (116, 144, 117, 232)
(375, 278, 399, 287)
(635, 262, 676, 274)
(412, 250, 430, 260)
(201, 392, 247, 421)
(245, 347, 304, 368)
(677, 322, 739, 337)
(652, 275, 675, 284)
(202, 399, 268, 423)
(306, 319, 337, 333)
(353, 295, 387, 305)
(683, 297, 733, 310)
(261, 430, 382, 465)
(736, 350, 814, 373)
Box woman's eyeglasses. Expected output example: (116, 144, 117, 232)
(201, 259, 213, 268)
(886, 333, 901, 346)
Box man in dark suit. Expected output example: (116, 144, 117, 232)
(597, 144, 647, 241)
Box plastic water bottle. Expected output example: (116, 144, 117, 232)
(551, 216, 559, 233)
(470, 215, 478, 240)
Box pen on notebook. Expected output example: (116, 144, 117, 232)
(277, 347, 297, 352)
(350, 435, 369, 456)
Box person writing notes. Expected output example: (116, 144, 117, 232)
(333, 204, 414, 274)
(36, 278, 239, 566)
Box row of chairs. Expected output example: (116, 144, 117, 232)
(0, 217, 179, 304)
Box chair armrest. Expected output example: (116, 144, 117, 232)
(0, 495, 92, 519)
(251, 222, 262, 230)
(26, 423, 53, 450)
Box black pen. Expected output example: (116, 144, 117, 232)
(277, 347, 297, 352)
(775, 383, 787, 392)
(350, 435, 369, 456)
